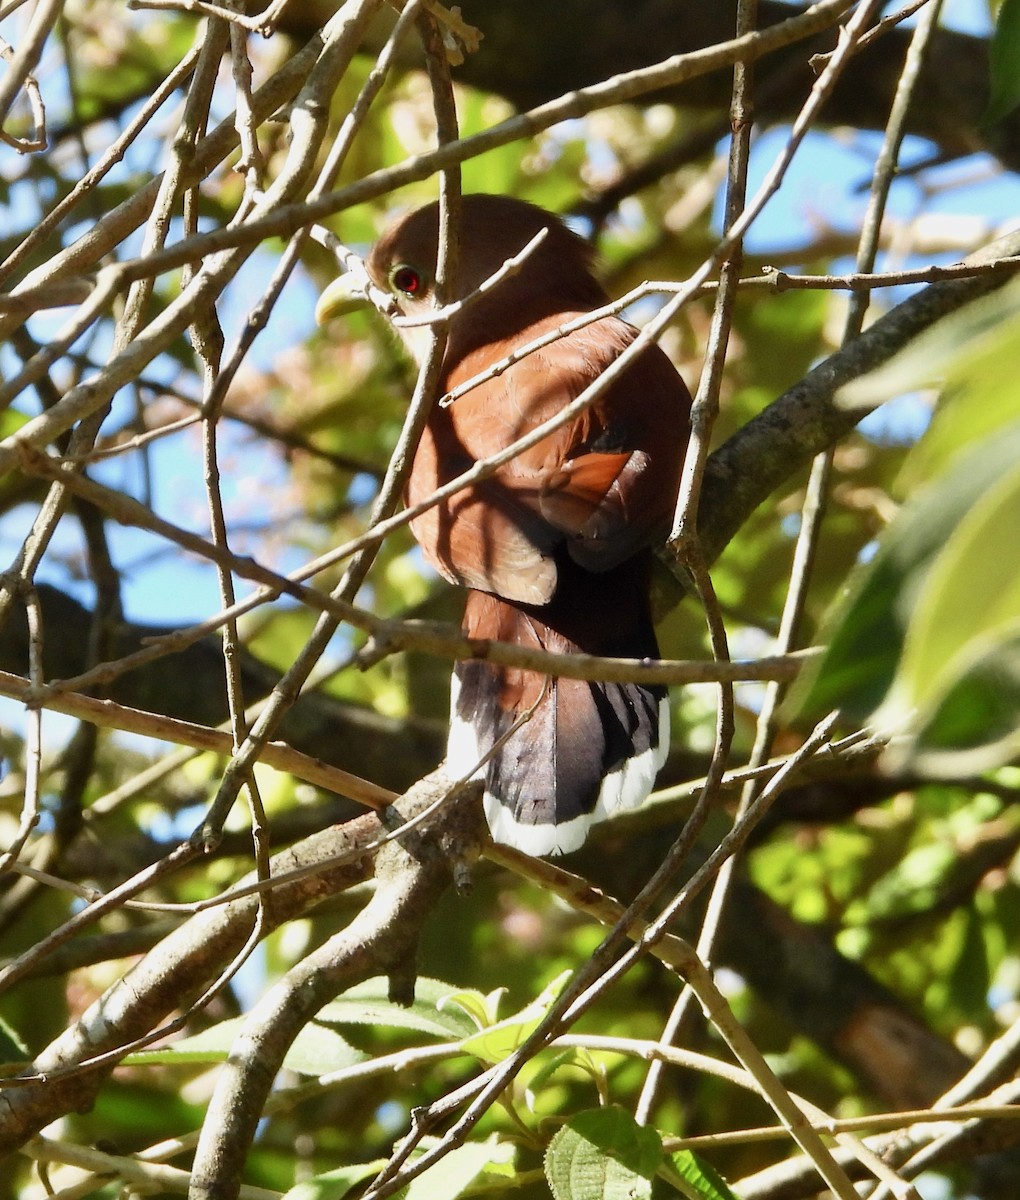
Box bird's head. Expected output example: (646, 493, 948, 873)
(316, 195, 609, 362)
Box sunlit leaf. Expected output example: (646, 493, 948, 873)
(281, 1140, 515, 1200)
(666, 1149, 742, 1200)
(528, 1045, 607, 1094)
(886, 449, 1020, 695)
(69, 16, 199, 125)
(0, 408, 28, 438)
(793, 421, 1020, 768)
(545, 1106, 663, 1200)
(126, 1017, 365, 1075)
(0, 1013, 28, 1064)
(459, 970, 571, 1063)
(948, 904, 992, 1017)
(405, 1138, 516, 1199)
(838, 277, 1020, 488)
(437, 985, 508, 1030)
(851, 840, 957, 921)
(903, 624, 1020, 776)
(281, 1161, 384, 1200)
(318, 975, 476, 1040)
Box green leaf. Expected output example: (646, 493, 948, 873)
(0, 1013, 29, 1064)
(437, 985, 508, 1031)
(545, 1107, 663, 1200)
(837, 277, 1020, 487)
(800, 273, 1020, 772)
(459, 970, 571, 1064)
(123, 1018, 244, 1066)
(405, 1138, 516, 1199)
(280, 1139, 514, 1200)
(280, 1160, 384, 1200)
(896, 286, 1020, 490)
(986, 0, 1020, 124)
(905, 624, 1020, 776)
(793, 420, 1020, 735)
(528, 1046, 607, 1095)
(665, 1149, 742, 1200)
(883, 451, 1020, 702)
(0, 407, 28, 439)
(317, 976, 476, 1040)
(125, 1017, 365, 1076)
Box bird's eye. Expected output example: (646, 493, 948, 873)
(389, 264, 424, 297)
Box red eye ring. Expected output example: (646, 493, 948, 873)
(390, 264, 423, 296)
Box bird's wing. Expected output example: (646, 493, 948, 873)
(407, 394, 562, 604)
(407, 470, 559, 604)
(409, 314, 689, 598)
(521, 318, 690, 572)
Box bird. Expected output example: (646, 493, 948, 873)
(316, 194, 692, 855)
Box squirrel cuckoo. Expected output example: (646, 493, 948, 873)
(317, 195, 691, 855)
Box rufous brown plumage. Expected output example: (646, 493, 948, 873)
(317, 195, 692, 855)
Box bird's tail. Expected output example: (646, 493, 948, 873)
(447, 555, 669, 856)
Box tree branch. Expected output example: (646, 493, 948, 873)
(0, 771, 483, 1161)
(697, 229, 1020, 565)
(189, 773, 483, 1200)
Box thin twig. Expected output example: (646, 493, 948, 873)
(6, 453, 819, 691)
(0, 667, 395, 808)
(193, 0, 425, 437)
(0, 588, 44, 876)
(0, 0, 59, 134)
(0, 33, 46, 150)
(637, 0, 757, 1122)
(24, 1136, 280, 1200)
(0, 842, 201, 998)
(0, 0, 855, 361)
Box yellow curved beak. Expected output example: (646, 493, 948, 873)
(315, 272, 370, 325)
